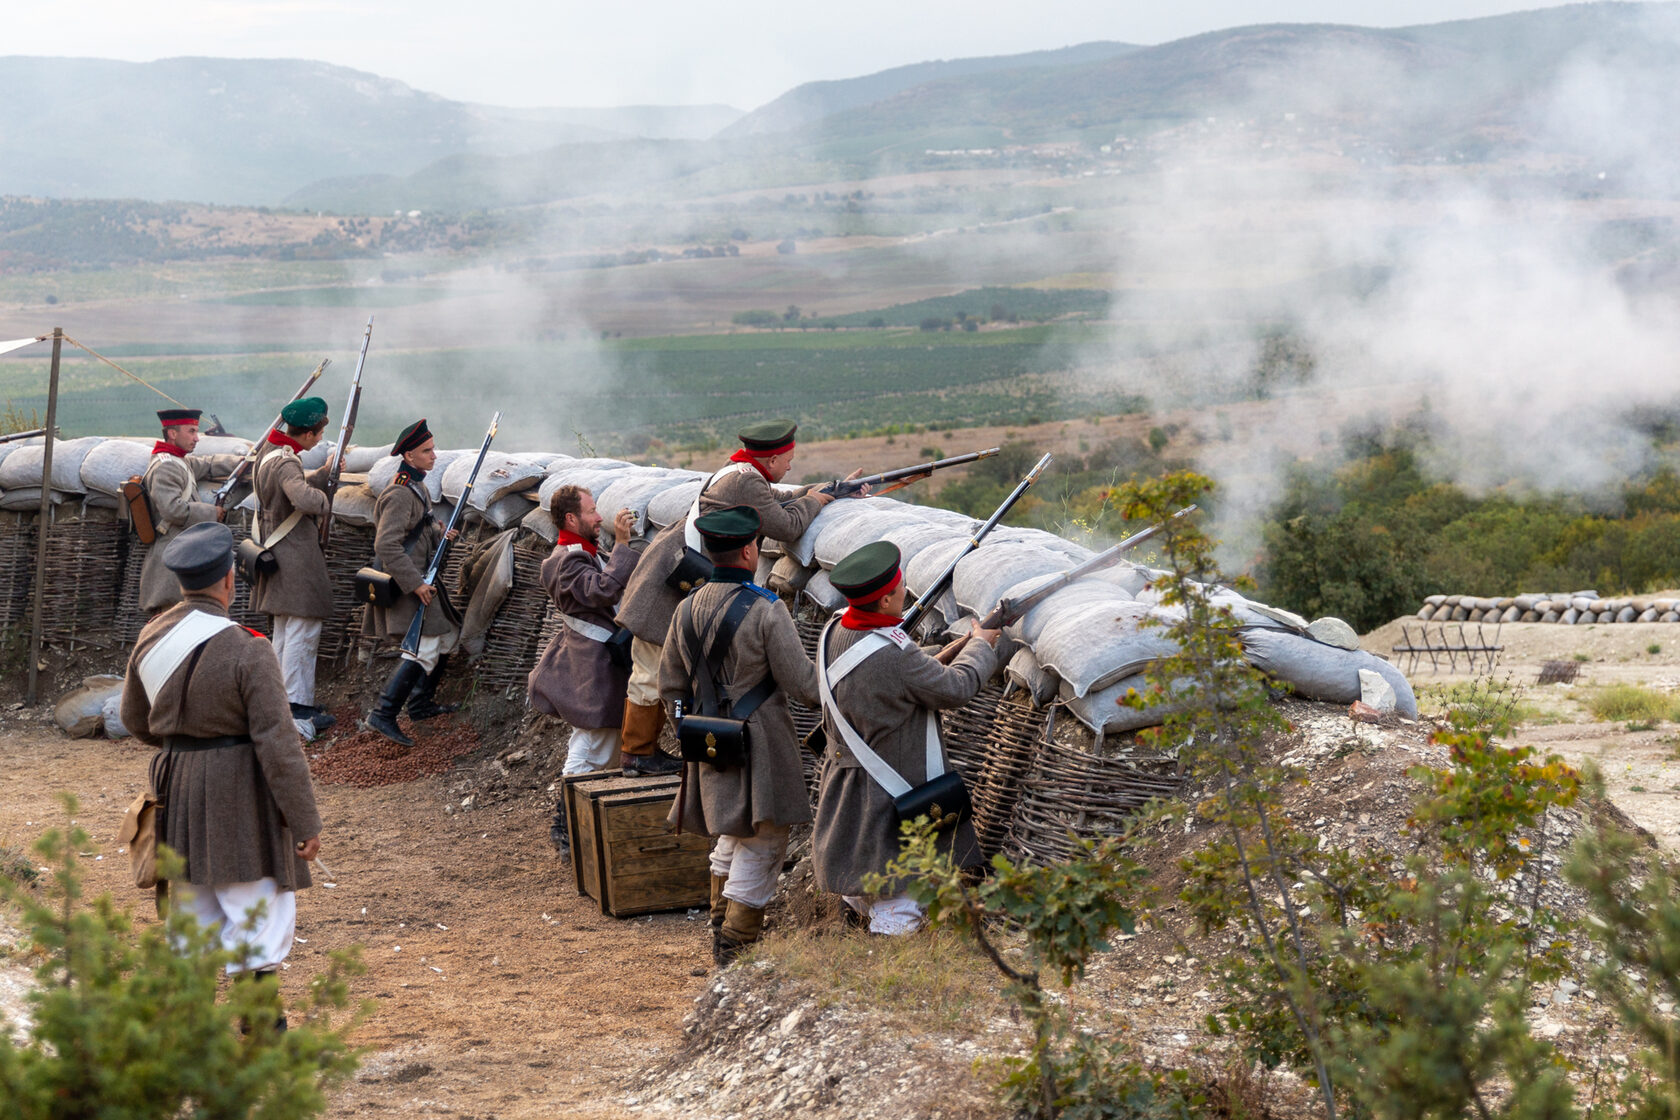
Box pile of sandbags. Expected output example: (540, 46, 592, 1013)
(1418, 591, 1680, 624)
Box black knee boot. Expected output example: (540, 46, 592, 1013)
(406, 654, 459, 721)
(366, 660, 425, 747)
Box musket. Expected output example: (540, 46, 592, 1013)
(0, 428, 49, 445)
(900, 451, 1053, 635)
(319, 318, 373, 546)
(823, 447, 1002, 497)
(212, 359, 330, 510)
(401, 410, 501, 657)
(934, 505, 1198, 663)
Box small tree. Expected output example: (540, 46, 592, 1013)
(0, 796, 369, 1119)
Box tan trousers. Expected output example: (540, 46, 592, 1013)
(626, 636, 662, 706)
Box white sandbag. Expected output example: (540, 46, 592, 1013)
(1034, 598, 1181, 698)
(296, 440, 333, 470)
(1059, 672, 1187, 734)
(0, 487, 53, 510)
(800, 570, 847, 613)
(54, 675, 125, 738)
(986, 526, 1096, 565)
(0, 437, 103, 492)
(367, 449, 467, 501)
(1006, 647, 1058, 706)
(79, 437, 154, 497)
(481, 492, 532, 530)
(795, 497, 924, 568)
(1004, 579, 1136, 646)
(522, 504, 558, 546)
(342, 443, 392, 472)
(443, 451, 549, 507)
(769, 555, 814, 595)
(645, 479, 704, 529)
(880, 520, 975, 569)
(953, 543, 1074, 619)
(539, 461, 636, 507)
(595, 470, 706, 532)
(330, 483, 378, 528)
(0, 436, 43, 479)
(1240, 628, 1417, 717)
(902, 536, 972, 628)
(755, 552, 777, 587)
(194, 435, 253, 458)
(101, 690, 130, 739)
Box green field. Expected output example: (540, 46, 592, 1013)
(0, 325, 1145, 453)
(217, 285, 464, 308)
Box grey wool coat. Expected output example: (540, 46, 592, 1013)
(615, 462, 825, 644)
(137, 450, 244, 614)
(120, 594, 323, 891)
(811, 623, 997, 896)
(660, 573, 819, 838)
(248, 439, 334, 620)
(361, 470, 457, 640)
(527, 541, 639, 729)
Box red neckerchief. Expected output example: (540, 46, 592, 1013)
(555, 528, 599, 557)
(728, 447, 784, 480)
(840, 607, 904, 631)
(266, 429, 301, 452)
(151, 440, 186, 458)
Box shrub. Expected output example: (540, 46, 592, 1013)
(1585, 684, 1680, 724)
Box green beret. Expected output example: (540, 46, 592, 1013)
(737, 420, 797, 452)
(694, 505, 760, 552)
(280, 396, 328, 429)
(831, 541, 902, 603)
(163, 522, 235, 590)
(392, 418, 432, 456)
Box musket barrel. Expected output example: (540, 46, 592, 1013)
(850, 447, 1002, 488)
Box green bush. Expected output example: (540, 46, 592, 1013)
(1585, 684, 1680, 724)
(0, 796, 368, 1118)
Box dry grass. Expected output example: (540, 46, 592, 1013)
(1585, 683, 1680, 725)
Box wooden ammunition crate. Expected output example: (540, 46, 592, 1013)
(562, 771, 712, 918)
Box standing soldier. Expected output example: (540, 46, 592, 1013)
(616, 420, 860, 776)
(249, 397, 337, 741)
(660, 506, 819, 966)
(527, 485, 640, 847)
(363, 419, 460, 747)
(119, 522, 324, 1015)
(137, 408, 245, 616)
(811, 541, 999, 935)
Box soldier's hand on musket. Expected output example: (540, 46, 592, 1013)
(295, 835, 321, 861)
(415, 583, 436, 605)
(613, 507, 636, 543)
(444, 527, 459, 541)
(815, 468, 870, 505)
(214, 506, 227, 523)
(970, 618, 1002, 648)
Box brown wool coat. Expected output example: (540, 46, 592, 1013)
(811, 623, 998, 896)
(119, 594, 323, 890)
(660, 576, 819, 837)
(527, 541, 639, 730)
(137, 451, 244, 613)
(615, 462, 825, 644)
(248, 440, 334, 620)
(361, 471, 457, 640)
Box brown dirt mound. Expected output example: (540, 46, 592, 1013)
(306, 704, 483, 788)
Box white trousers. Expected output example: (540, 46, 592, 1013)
(400, 628, 460, 674)
(626, 636, 662, 707)
(842, 894, 924, 935)
(562, 727, 620, 775)
(269, 616, 322, 705)
(176, 877, 297, 974)
(710, 825, 790, 910)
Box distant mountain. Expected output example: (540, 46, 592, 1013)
(0, 57, 742, 205)
(719, 41, 1141, 138)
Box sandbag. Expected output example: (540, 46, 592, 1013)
(54, 675, 125, 738)
(521, 504, 558, 546)
(952, 543, 1074, 619)
(1003, 578, 1137, 647)
(644, 478, 702, 529)
(770, 555, 814, 595)
(0, 437, 104, 493)
(297, 440, 333, 470)
(1035, 599, 1182, 698)
(1059, 671, 1187, 734)
(594, 470, 705, 536)
(539, 463, 637, 514)
(481, 492, 532, 530)
(800, 570, 847, 613)
(1006, 647, 1058, 706)
(342, 443, 393, 472)
(797, 497, 926, 568)
(193, 436, 253, 458)
(368, 449, 467, 501)
(1239, 628, 1417, 717)
(101, 691, 130, 739)
(902, 536, 971, 628)
(443, 451, 548, 508)
(0, 487, 59, 510)
(79, 438, 154, 497)
(326, 482, 377, 527)
(880, 520, 976, 570)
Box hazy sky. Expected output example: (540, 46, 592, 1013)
(9, 0, 1588, 110)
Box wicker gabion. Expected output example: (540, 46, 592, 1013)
(38, 505, 126, 650)
(789, 605, 829, 800)
(317, 524, 376, 668)
(941, 679, 1007, 783)
(0, 511, 38, 633)
(1001, 733, 1182, 867)
(114, 539, 149, 647)
(475, 532, 553, 695)
(965, 692, 1054, 858)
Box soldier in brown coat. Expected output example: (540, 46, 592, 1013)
(616, 419, 859, 776)
(137, 408, 244, 615)
(363, 419, 460, 748)
(812, 541, 998, 935)
(660, 506, 820, 966)
(527, 485, 641, 848)
(248, 396, 336, 741)
(120, 522, 324, 996)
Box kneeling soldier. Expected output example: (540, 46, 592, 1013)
(660, 506, 819, 967)
(812, 541, 999, 935)
(362, 419, 460, 747)
(120, 522, 324, 1008)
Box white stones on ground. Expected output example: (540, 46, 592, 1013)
(1358, 669, 1398, 713)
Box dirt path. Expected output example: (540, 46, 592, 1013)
(0, 715, 713, 1118)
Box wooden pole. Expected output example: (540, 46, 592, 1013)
(25, 327, 61, 706)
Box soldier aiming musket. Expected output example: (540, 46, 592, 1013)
(821, 447, 1001, 497)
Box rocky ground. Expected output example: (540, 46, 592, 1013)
(0, 618, 1674, 1117)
